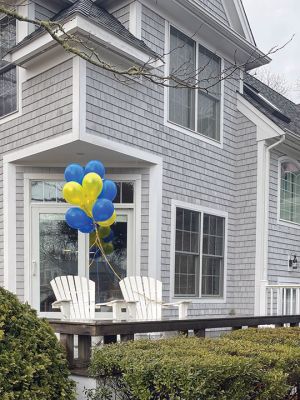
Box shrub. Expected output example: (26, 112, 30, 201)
(88, 335, 294, 400)
(0, 287, 76, 400)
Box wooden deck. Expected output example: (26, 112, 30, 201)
(49, 314, 300, 375)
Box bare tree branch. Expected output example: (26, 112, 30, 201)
(0, 3, 295, 92)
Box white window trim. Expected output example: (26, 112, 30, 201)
(23, 172, 141, 306)
(170, 199, 228, 303)
(277, 156, 300, 230)
(164, 20, 224, 148)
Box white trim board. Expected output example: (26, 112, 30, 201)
(3, 131, 163, 297)
(169, 199, 228, 304)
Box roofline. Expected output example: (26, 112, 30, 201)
(237, 92, 299, 140)
(5, 15, 162, 68)
(176, 0, 270, 69)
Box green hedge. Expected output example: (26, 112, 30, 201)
(87, 329, 300, 400)
(0, 287, 76, 400)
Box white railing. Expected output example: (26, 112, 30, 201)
(266, 284, 300, 316)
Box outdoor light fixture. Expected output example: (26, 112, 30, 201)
(288, 254, 299, 270)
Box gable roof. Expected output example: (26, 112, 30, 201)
(9, 0, 157, 58)
(242, 74, 300, 135)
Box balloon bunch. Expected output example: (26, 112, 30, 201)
(63, 159, 117, 239)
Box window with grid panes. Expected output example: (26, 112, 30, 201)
(169, 27, 221, 141)
(280, 161, 300, 224)
(175, 207, 225, 297)
(31, 180, 134, 204)
(0, 15, 17, 118)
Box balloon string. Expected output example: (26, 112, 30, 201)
(89, 224, 122, 281)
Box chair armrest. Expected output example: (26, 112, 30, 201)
(52, 299, 72, 309)
(95, 300, 127, 309)
(162, 301, 191, 319)
(52, 299, 72, 320)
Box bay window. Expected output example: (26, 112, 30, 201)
(280, 160, 300, 224)
(169, 26, 222, 141)
(175, 207, 225, 298)
(0, 15, 17, 118)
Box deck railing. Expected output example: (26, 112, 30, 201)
(49, 314, 300, 376)
(266, 284, 300, 315)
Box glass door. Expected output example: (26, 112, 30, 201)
(88, 210, 134, 305)
(31, 205, 134, 317)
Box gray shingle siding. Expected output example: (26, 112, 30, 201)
(198, 0, 230, 26)
(111, 4, 130, 30)
(141, 5, 165, 55)
(0, 59, 73, 287)
(85, 2, 257, 314)
(268, 149, 300, 283)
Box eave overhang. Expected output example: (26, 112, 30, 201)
(4, 14, 162, 69)
(179, 0, 270, 70)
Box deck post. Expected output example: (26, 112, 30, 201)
(78, 335, 92, 366)
(60, 333, 74, 366)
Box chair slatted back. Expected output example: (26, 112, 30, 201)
(120, 276, 162, 320)
(50, 275, 95, 320)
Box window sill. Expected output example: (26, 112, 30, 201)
(164, 120, 223, 148)
(0, 107, 20, 125)
(171, 296, 226, 304)
(278, 218, 300, 230)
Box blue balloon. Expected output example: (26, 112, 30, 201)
(99, 180, 117, 202)
(92, 199, 114, 222)
(79, 224, 95, 234)
(85, 160, 105, 179)
(65, 208, 93, 230)
(64, 163, 85, 184)
(103, 230, 114, 243)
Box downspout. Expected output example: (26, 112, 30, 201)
(260, 134, 285, 314)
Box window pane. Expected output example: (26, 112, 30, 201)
(280, 162, 300, 223)
(0, 17, 17, 118)
(44, 181, 57, 202)
(202, 256, 223, 297)
(198, 44, 221, 96)
(175, 207, 200, 297)
(169, 26, 196, 130)
(198, 92, 220, 140)
(176, 208, 184, 230)
(201, 214, 225, 297)
(175, 254, 198, 296)
(31, 181, 44, 202)
(121, 182, 134, 203)
(198, 44, 221, 140)
(0, 66, 17, 118)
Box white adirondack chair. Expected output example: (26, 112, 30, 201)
(50, 275, 96, 320)
(118, 276, 191, 321)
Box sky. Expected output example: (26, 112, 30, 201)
(242, 0, 300, 103)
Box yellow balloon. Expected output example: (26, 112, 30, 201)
(63, 182, 84, 206)
(82, 173, 103, 200)
(82, 197, 96, 218)
(98, 211, 117, 227)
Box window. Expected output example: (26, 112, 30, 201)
(175, 207, 225, 298)
(280, 161, 300, 224)
(31, 180, 134, 204)
(169, 27, 222, 141)
(0, 16, 17, 118)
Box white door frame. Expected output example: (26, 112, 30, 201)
(24, 173, 140, 316)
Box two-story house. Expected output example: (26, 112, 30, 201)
(1, 0, 300, 323)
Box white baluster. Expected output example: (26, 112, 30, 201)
(270, 288, 273, 316)
(296, 288, 300, 314)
